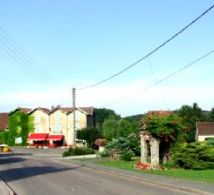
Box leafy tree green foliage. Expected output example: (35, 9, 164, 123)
(209, 107, 214, 121)
(94, 108, 120, 131)
(103, 118, 138, 140)
(118, 119, 137, 136)
(178, 103, 205, 142)
(77, 127, 101, 148)
(102, 119, 118, 139)
(123, 114, 144, 124)
(0, 131, 9, 144)
(172, 142, 214, 170)
(8, 111, 34, 145)
(143, 113, 184, 142)
(142, 113, 185, 163)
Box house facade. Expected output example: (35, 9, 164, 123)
(196, 122, 214, 141)
(4, 106, 94, 146)
(29, 108, 50, 134)
(27, 106, 94, 146)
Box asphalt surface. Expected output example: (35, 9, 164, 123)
(0, 148, 213, 195)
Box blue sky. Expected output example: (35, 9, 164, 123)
(0, 1, 214, 116)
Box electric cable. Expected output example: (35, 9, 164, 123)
(101, 49, 214, 107)
(78, 4, 214, 90)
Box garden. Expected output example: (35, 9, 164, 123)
(62, 105, 214, 183)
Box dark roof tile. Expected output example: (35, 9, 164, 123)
(197, 122, 214, 135)
(0, 113, 8, 131)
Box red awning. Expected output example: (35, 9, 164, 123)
(47, 135, 64, 141)
(28, 133, 49, 141)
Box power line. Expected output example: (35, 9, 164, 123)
(147, 59, 170, 110)
(101, 49, 214, 107)
(0, 27, 57, 83)
(78, 3, 214, 90)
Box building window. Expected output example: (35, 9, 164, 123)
(55, 113, 61, 121)
(54, 123, 61, 133)
(35, 126, 40, 133)
(35, 115, 41, 123)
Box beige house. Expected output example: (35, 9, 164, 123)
(48, 107, 94, 145)
(49, 108, 69, 144)
(10, 106, 94, 146)
(29, 108, 50, 134)
(196, 122, 214, 141)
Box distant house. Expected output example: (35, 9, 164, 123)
(28, 107, 50, 134)
(0, 113, 9, 131)
(196, 122, 214, 141)
(49, 107, 94, 145)
(2, 106, 94, 147)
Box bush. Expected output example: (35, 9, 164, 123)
(172, 142, 214, 170)
(206, 138, 214, 147)
(103, 134, 140, 161)
(120, 150, 134, 161)
(63, 147, 95, 157)
(0, 132, 9, 145)
(99, 149, 109, 158)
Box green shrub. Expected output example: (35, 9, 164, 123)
(120, 150, 134, 161)
(99, 149, 109, 157)
(206, 138, 214, 147)
(63, 150, 70, 157)
(103, 134, 140, 161)
(62, 147, 95, 157)
(0, 132, 9, 144)
(172, 142, 214, 170)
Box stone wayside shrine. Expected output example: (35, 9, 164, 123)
(140, 130, 160, 169)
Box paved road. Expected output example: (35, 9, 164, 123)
(0, 148, 213, 195)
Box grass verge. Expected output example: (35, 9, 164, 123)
(79, 158, 214, 183)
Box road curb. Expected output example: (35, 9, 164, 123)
(64, 159, 213, 195)
(0, 178, 15, 195)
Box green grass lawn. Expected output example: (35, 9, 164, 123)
(85, 158, 214, 183)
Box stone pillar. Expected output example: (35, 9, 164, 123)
(150, 137, 160, 168)
(140, 133, 148, 163)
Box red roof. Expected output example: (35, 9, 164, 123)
(28, 133, 49, 141)
(147, 111, 173, 117)
(0, 113, 8, 131)
(47, 134, 64, 141)
(197, 122, 214, 135)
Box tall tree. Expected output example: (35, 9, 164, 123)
(94, 108, 120, 132)
(102, 118, 119, 140)
(117, 119, 134, 137)
(77, 127, 101, 148)
(209, 107, 214, 121)
(178, 103, 204, 142)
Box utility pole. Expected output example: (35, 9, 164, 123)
(72, 88, 76, 145)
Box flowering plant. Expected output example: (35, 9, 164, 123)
(134, 161, 150, 170)
(95, 138, 107, 147)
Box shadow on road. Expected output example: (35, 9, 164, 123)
(0, 165, 77, 182)
(0, 152, 33, 157)
(0, 157, 26, 165)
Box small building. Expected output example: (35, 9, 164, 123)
(196, 122, 214, 141)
